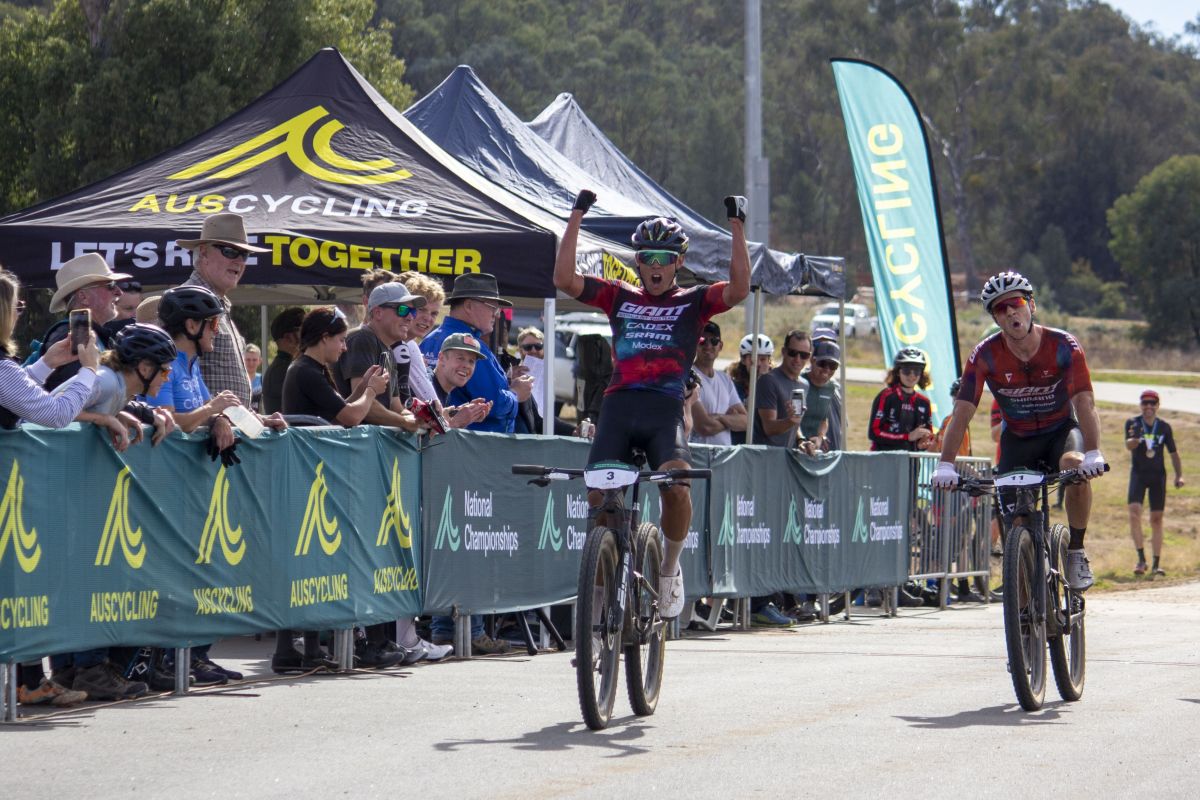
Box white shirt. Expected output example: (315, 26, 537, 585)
(691, 368, 741, 446)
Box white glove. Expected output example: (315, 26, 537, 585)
(1080, 449, 1107, 478)
(931, 461, 959, 489)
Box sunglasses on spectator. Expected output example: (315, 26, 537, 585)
(520, 342, 545, 353)
(203, 316, 220, 332)
(635, 249, 681, 266)
(381, 303, 417, 318)
(87, 280, 119, 293)
(117, 280, 142, 293)
(214, 244, 249, 260)
(699, 336, 720, 346)
(1141, 400, 1159, 406)
(899, 365, 923, 375)
(785, 347, 811, 359)
(814, 360, 839, 370)
(991, 296, 1029, 314)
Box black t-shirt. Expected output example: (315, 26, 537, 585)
(1125, 415, 1175, 474)
(281, 355, 346, 424)
(43, 320, 114, 392)
(334, 326, 408, 404)
(261, 352, 292, 415)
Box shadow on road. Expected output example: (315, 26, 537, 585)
(435, 719, 651, 757)
(1182, 698, 1200, 704)
(897, 702, 1071, 728)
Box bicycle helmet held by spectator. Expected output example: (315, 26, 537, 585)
(158, 285, 224, 329)
(980, 271, 1033, 311)
(631, 217, 690, 254)
(893, 347, 927, 368)
(739, 333, 774, 356)
(115, 323, 177, 366)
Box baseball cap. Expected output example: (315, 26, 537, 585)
(439, 332, 483, 357)
(368, 283, 427, 312)
(1140, 389, 1160, 403)
(811, 326, 837, 342)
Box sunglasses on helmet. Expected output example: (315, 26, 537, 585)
(635, 249, 681, 267)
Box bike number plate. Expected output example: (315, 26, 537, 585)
(994, 470, 1045, 488)
(584, 466, 639, 490)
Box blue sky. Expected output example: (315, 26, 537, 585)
(1104, 0, 1196, 38)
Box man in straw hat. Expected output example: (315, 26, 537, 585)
(41, 252, 132, 391)
(176, 212, 268, 408)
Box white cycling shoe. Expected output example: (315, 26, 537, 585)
(1066, 549, 1094, 591)
(658, 569, 685, 620)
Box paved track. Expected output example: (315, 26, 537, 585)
(5, 582, 1198, 798)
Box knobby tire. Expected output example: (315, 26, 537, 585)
(576, 526, 620, 730)
(1002, 525, 1047, 710)
(625, 523, 666, 716)
(1047, 525, 1086, 701)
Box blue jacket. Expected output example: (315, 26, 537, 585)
(419, 317, 518, 433)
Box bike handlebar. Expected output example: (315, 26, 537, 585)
(952, 464, 1110, 497)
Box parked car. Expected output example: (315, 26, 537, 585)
(810, 302, 878, 338)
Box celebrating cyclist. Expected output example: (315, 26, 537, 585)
(932, 271, 1106, 590)
(553, 190, 750, 619)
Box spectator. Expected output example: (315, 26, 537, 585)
(1, 267, 99, 707)
(753, 330, 809, 448)
(102, 278, 143, 337)
(419, 273, 532, 433)
(512, 326, 574, 435)
(176, 213, 266, 408)
(809, 327, 846, 450)
(729, 333, 773, 445)
(797, 339, 841, 455)
(867, 348, 935, 452)
(41, 253, 131, 391)
(933, 378, 972, 457)
(243, 343, 263, 410)
(334, 283, 421, 433)
(135, 295, 162, 324)
(261, 307, 304, 415)
(1126, 389, 1185, 577)
(574, 332, 612, 425)
(276, 307, 390, 672)
(689, 321, 747, 446)
(933, 378, 986, 603)
(428, 332, 511, 655)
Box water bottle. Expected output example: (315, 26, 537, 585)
(790, 388, 806, 418)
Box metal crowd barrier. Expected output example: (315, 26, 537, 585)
(908, 453, 994, 607)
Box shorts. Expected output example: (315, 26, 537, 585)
(588, 390, 690, 470)
(995, 420, 1079, 475)
(1128, 471, 1167, 511)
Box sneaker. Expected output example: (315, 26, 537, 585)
(354, 641, 405, 669)
(196, 658, 242, 682)
(73, 662, 148, 701)
(1133, 561, 1148, 576)
(402, 638, 453, 665)
(270, 649, 305, 674)
(751, 603, 795, 627)
(50, 665, 77, 689)
(430, 636, 454, 647)
(190, 659, 229, 687)
(898, 588, 926, 607)
(18, 678, 87, 707)
(787, 601, 817, 623)
(864, 589, 883, 607)
(1152, 566, 1166, 577)
(470, 634, 511, 655)
(301, 649, 340, 672)
(147, 665, 193, 692)
(658, 568, 685, 620)
(1066, 549, 1094, 591)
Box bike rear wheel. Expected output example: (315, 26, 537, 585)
(1048, 525, 1086, 701)
(625, 522, 666, 716)
(575, 526, 621, 730)
(1002, 525, 1047, 710)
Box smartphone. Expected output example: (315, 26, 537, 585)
(69, 309, 91, 355)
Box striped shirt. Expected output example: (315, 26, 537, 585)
(183, 272, 252, 407)
(0, 356, 97, 429)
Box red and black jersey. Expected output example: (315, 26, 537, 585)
(577, 276, 730, 400)
(958, 327, 1092, 438)
(868, 385, 933, 451)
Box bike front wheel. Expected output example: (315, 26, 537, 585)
(625, 522, 666, 716)
(1048, 525, 1086, 701)
(1002, 525, 1047, 710)
(576, 526, 621, 730)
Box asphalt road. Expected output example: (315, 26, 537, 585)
(5, 581, 1198, 798)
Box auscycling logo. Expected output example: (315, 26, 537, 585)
(0, 461, 40, 573)
(196, 466, 245, 566)
(716, 495, 736, 547)
(168, 105, 412, 186)
(782, 497, 804, 545)
(377, 458, 413, 549)
(537, 495, 563, 551)
(96, 467, 146, 569)
(433, 486, 461, 551)
(295, 462, 341, 557)
(851, 497, 869, 544)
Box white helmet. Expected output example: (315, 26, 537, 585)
(739, 333, 774, 356)
(980, 271, 1034, 311)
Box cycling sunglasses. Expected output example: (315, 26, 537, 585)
(635, 249, 681, 267)
(214, 244, 249, 260)
(898, 365, 923, 375)
(520, 342, 544, 353)
(381, 303, 417, 318)
(990, 295, 1029, 314)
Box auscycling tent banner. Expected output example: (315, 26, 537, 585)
(832, 59, 961, 419)
(0, 49, 623, 301)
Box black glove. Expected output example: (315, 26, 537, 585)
(219, 440, 242, 468)
(724, 195, 747, 222)
(573, 190, 597, 214)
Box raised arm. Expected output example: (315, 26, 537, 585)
(554, 190, 595, 299)
(723, 196, 751, 308)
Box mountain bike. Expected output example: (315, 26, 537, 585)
(954, 466, 1103, 710)
(513, 456, 711, 730)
